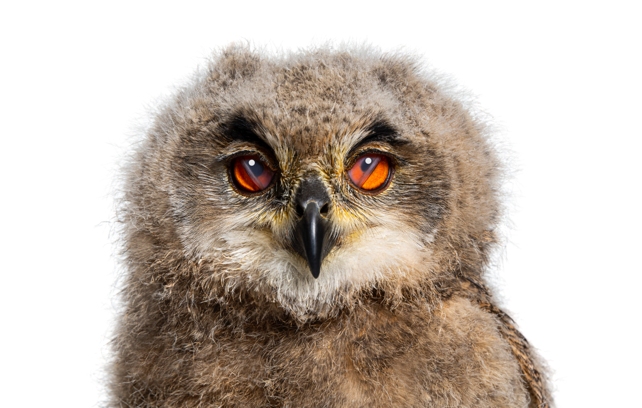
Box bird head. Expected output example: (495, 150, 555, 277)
(120, 46, 501, 322)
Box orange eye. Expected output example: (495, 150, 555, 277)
(231, 155, 275, 193)
(347, 153, 392, 192)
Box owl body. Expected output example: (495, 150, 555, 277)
(111, 46, 551, 407)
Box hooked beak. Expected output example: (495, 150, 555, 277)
(295, 202, 327, 278)
(291, 177, 334, 279)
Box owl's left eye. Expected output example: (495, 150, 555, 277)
(347, 153, 392, 192)
(230, 155, 275, 193)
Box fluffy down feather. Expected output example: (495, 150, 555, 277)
(110, 45, 552, 407)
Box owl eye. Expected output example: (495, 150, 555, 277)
(347, 153, 392, 192)
(231, 155, 275, 193)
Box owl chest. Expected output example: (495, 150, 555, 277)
(215, 321, 420, 407)
(208, 298, 529, 407)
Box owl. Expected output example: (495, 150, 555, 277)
(110, 45, 552, 408)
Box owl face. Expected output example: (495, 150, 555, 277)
(129, 47, 499, 321)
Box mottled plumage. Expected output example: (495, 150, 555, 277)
(110, 45, 552, 407)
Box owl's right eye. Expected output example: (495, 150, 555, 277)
(230, 155, 275, 193)
(347, 153, 392, 192)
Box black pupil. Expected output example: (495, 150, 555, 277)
(360, 157, 373, 172)
(247, 158, 264, 177)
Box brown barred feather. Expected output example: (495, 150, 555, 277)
(461, 277, 552, 408)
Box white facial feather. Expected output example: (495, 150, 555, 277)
(184, 208, 435, 319)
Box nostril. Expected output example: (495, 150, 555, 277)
(295, 201, 330, 218)
(320, 203, 329, 216)
(294, 177, 331, 219)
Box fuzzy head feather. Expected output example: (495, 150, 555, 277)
(119, 45, 501, 323)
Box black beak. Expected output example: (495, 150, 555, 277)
(295, 202, 327, 278)
(292, 177, 334, 279)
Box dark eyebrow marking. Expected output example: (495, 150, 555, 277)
(220, 112, 273, 152)
(352, 119, 409, 151)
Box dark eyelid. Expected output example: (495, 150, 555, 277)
(220, 113, 273, 152)
(350, 119, 408, 153)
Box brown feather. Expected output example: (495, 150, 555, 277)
(110, 44, 553, 407)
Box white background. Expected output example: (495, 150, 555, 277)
(1, 1, 640, 406)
